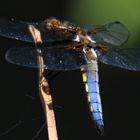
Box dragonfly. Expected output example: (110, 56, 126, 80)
(0, 17, 140, 135)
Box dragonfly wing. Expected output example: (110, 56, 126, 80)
(6, 46, 90, 71)
(0, 18, 36, 42)
(86, 21, 130, 46)
(0, 18, 74, 43)
(97, 47, 140, 71)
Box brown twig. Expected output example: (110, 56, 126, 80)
(28, 25, 58, 140)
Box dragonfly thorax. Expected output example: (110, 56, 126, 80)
(83, 47, 97, 61)
(74, 29, 96, 46)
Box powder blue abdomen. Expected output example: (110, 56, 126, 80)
(81, 61, 104, 135)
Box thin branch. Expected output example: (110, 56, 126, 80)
(0, 120, 22, 137)
(29, 25, 58, 140)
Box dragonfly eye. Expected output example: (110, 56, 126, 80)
(50, 19, 61, 25)
(42, 18, 61, 30)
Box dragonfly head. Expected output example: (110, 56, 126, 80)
(43, 18, 61, 30)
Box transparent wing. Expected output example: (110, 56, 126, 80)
(0, 18, 73, 43)
(0, 18, 35, 42)
(86, 21, 130, 46)
(6, 46, 90, 71)
(97, 47, 140, 71)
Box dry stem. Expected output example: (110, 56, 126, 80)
(29, 25, 58, 140)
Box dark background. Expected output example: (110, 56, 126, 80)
(0, 0, 140, 140)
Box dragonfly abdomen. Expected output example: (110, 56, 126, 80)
(81, 62, 104, 135)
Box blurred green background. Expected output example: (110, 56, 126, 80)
(65, 0, 140, 48)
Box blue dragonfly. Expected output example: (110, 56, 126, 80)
(0, 17, 140, 135)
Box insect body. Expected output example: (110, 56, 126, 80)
(0, 17, 140, 135)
